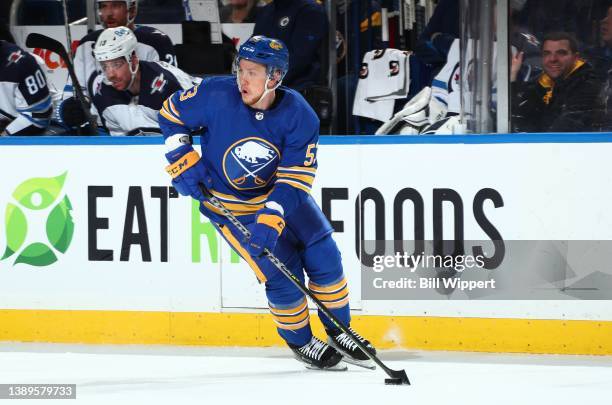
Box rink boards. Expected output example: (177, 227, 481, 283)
(0, 134, 611, 354)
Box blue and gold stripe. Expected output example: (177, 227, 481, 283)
(160, 98, 185, 126)
(218, 225, 267, 282)
(308, 277, 349, 309)
(275, 166, 317, 193)
(269, 298, 310, 330)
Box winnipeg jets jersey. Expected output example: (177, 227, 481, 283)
(89, 61, 200, 135)
(64, 25, 177, 100)
(158, 76, 319, 223)
(0, 41, 52, 135)
(431, 38, 460, 115)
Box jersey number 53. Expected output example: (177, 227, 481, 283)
(304, 143, 318, 166)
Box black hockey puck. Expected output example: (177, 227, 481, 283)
(385, 378, 406, 385)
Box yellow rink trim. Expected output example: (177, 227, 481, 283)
(1, 309, 611, 355)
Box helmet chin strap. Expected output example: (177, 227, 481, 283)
(254, 68, 283, 107)
(254, 77, 275, 106)
(127, 56, 139, 90)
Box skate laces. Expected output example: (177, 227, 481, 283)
(299, 337, 329, 361)
(335, 328, 366, 351)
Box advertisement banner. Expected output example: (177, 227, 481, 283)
(1, 138, 612, 321)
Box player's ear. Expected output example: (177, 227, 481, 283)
(269, 69, 282, 87)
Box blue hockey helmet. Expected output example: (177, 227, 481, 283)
(235, 36, 289, 82)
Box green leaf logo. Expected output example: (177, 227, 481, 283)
(1, 172, 73, 267)
(1, 203, 27, 260)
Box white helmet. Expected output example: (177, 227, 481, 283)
(96, 0, 139, 26)
(94, 27, 139, 87)
(94, 26, 137, 62)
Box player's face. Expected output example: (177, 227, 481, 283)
(601, 7, 612, 45)
(237, 59, 270, 106)
(100, 57, 131, 90)
(542, 40, 578, 80)
(98, 1, 129, 28)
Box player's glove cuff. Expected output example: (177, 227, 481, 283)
(164, 143, 212, 201)
(256, 207, 285, 235)
(247, 207, 285, 257)
(165, 143, 201, 178)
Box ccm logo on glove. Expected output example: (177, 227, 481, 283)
(166, 150, 200, 178)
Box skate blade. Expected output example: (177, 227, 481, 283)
(340, 356, 376, 370)
(304, 363, 348, 371)
(328, 339, 377, 370)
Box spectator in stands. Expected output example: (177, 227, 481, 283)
(253, 0, 328, 91)
(512, 0, 579, 44)
(220, 0, 259, 23)
(511, 32, 603, 132)
(584, 3, 612, 79)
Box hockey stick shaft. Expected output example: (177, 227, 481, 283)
(26, 33, 98, 135)
(198, 184, 410, 384)
(61, 0, 74, 65)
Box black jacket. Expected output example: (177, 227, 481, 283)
(253, 0, 328, 91)
(512, 60, 604, 132)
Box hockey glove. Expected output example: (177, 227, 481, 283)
(247, 207, 285, 257)
(57, 97, 88, 129)
(165, 143, 212, 201)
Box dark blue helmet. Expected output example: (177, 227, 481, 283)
(235, 36, 289, 82)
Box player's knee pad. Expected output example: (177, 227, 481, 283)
(285, 195, 333, 247)
(302, 234, 344, 283)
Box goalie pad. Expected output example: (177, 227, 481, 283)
(420, 115, 463, 135)
(375, 86, 431, 135)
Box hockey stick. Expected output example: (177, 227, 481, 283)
(61, 0, 74, 65)
(26, 33, 98, 135)
(198, 184, 410, 385)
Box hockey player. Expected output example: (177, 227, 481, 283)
(159, 36, 376, 370)
(74, 27, 200, 135)
(0, 40, 52, 135)
(58, 0, 176, 131)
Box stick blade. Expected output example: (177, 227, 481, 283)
(25, 33, 67, 59)
(384, 369, 410, 385)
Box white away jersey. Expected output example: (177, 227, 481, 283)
(64, 25, 177, 100)
(353, 48, 410, 122)
(89, 61, 200, 135)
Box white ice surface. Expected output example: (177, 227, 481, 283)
(1, 343, 611, 404)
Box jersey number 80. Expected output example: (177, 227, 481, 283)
(24, 71, 47, 95)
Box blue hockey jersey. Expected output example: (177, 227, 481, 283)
(159, 76, 320, 222)
(0, 40, 52, 135)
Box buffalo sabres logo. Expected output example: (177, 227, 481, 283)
(6, 50, 24, 67)
(223, 137, 280, 190)
(269, 40, 283, 50)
